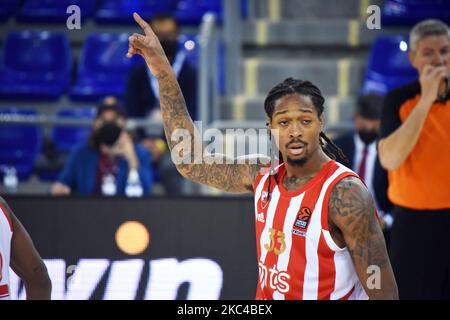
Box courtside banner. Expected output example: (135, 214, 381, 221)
(6, 196, 258, 300)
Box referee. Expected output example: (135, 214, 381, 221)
(378, 19, 450, 299)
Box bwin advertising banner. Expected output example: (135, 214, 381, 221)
(6, 196, 258, 300)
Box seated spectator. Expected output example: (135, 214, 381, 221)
(51, 99, 153, 196)
(333, 94, 393, 242)
(125, 13, 197, 195)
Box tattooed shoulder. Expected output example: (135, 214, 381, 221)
(328, 177, 397, 299)
(328, 176, 374, 222)
(328, 176, 388, 267)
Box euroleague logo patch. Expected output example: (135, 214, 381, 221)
(294, 207, 312, 230)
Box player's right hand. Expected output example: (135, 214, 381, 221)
(420, 64, 448, 103)
(127, 12, 172, 79)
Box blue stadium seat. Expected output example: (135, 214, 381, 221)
(382, 0, 450, 26)
(0, 0, 20, 22)
(70, 33, 134, 101)
(0, 108, 42, 181)
(175, 0, 248, 25)
(51, 107, 96, 153)
(0, 31, 72, 101)
(95, 0, 174, 24)
(175, 0, 222, 25)
(362, 35, 418, 95)
(17, 0, 96, 23)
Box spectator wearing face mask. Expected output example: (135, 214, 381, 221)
(50, 100, 153, 196)
(333, 94, 394, 236)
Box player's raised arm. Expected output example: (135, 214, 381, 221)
(328, 177, 398, 299)
(127, 13, 267, 193)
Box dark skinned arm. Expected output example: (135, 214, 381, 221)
(0, 197, 51, 300)
(328, 177, 398, 300)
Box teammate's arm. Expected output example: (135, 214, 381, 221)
(328, 177, 398, 300)
(127, 13, 267, 193)
(0, 197, 51, 300)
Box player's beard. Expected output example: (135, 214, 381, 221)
(285, 138, 309, 167)
(286, 153, 308, 167)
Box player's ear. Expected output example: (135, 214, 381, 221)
(266, 117, 272, 130)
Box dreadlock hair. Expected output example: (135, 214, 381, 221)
(262, 78, 348, 204)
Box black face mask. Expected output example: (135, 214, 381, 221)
(160, 39, 179, 62)
(96, 122, 122, 147)
(358, 129, 378, 145)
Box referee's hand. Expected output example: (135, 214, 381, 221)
(420, 64, 448, 102)
(127, 12, 172, 79)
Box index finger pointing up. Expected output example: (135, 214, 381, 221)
(133, 12, 155, 37)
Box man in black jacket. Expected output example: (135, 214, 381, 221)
(333, 94, 393, 242)
(125, 13, 197, 120)
(125, 14, 197, 195)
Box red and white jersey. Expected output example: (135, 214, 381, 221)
(0, 202, 13, 300)
(254, 160, 369, 300)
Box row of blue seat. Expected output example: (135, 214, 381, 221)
(362, 35, 418, 95)
(1, 0, 449, 26)
(0, 0, 248, 25)
(382, 0, 450, 26)
(0, 31, 200, 101)
(0, 107, 96, 180)
(0, 31, 416, 102)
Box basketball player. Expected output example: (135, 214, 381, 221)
(0, 196, 51, 299)
(127, 13, 398, 299)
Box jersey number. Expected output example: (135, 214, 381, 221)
(264, 228, 286, 255)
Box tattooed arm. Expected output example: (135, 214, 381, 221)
(328, 177, 398, 300)
(127, 13, 267, 192)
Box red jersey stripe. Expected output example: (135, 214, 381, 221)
(0, 284, 9, 297)
(317, 232, 336, 299)
(285, 166, 333, 299)
(258, 190, 290, 299)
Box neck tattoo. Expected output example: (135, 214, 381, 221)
(283, 174, 315, 192)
